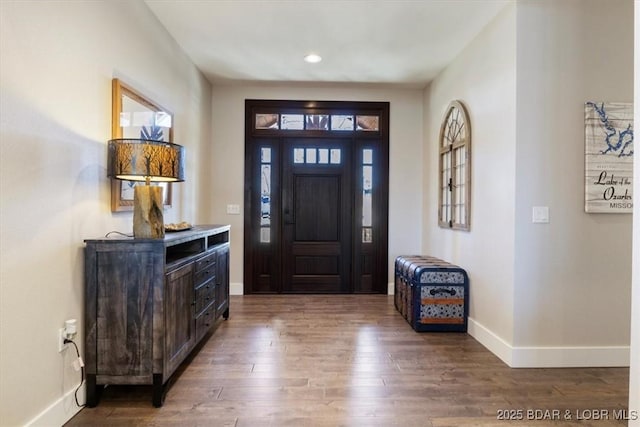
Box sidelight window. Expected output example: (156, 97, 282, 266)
(260, 147, 271, 243)
(362, 149, 373, 243)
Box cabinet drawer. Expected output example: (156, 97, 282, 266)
(195, 252, 216, 273)
(194, 266, 215, 287)
(196, 303, 215, 340)
(195, 278, 215, 315)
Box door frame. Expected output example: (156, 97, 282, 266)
(244, 99, 389, 294)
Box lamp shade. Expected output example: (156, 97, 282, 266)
(108, 138, 185, 182)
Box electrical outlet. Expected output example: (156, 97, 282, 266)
(58, 328, 68, 353)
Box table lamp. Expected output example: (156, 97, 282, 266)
(108, 138, 185, 238)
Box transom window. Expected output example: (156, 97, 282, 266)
(255, 113, 379, 132)
(438, 100, 471, 230)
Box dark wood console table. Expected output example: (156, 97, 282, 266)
(84, 224, 230, 407)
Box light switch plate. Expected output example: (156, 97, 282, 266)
(226, 204, 240, 215)
(532, 206, 549, 223)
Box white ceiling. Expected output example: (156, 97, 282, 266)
(144, 0, 510, 87)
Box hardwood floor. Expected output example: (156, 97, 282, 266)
(66, 295, 629, 426)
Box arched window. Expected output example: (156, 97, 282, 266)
(438, 100, 471, 230)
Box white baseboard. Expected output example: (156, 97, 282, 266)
(25, 383, 84, 427)
(468, 317, 630, 368)
(467, 316, 514, 366)
(510, 345, 630, 368)
(387, 281, 394, 295)
(230, 282, 244, 295)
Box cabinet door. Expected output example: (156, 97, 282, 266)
(215, 244, 230, 319)
(93, 249, 160, 378)
(165, 262, 195, 376)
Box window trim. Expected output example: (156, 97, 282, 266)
(438, 100, 471, 231)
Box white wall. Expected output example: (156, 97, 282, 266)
(425, 0, 633, 368)
(629, 1, 640, 422)
(0, 1, 211, 425)
(424, 4, 517, 362)
(513, 0, 632, 365)
(207, 83, 424, 293)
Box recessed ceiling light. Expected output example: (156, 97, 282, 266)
(304, 53, 322, 63)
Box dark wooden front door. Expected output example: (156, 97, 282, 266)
(282, 139, 351, 293)
(244, 100, 389, 294)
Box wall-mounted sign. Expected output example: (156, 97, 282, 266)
(584, 101, 634, 213)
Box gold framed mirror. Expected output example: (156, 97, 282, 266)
(110, 78, 174, 212)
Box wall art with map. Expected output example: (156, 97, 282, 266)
(584, 101, 634, 213)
